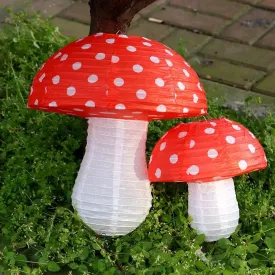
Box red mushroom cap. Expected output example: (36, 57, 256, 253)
(28, 33, 207, 121)
(148, 117, 267, 182)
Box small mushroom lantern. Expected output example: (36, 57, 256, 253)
(148, 117, 267, 241)
(28, 33, 207, 236)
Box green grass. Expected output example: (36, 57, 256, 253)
(0, 11, 275, 275)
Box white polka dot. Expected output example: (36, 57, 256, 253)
(165, 49, 173, 56)
(183, 108, 189, 113)
(166, 59, 173, 67)
(170, 154, 178, 164)
(155, 78, 164, 87)
(52, 75, 60, 84)
(114, 78, 124, 87)
(160, 142, 166, 151)
(82, 44, 91, 49)
(249, 131, 255, 138)
(115, 104, 126, 110)
(133, 64, 143, 73)
(232, 124, 241, 131)
(95, 53, 105, 60)
(95, 32, 103, 36)
(85, 101, 95, 107)
(184, 61, 191, 67)
(197, 82, 203, 91)
(226, 136, 235, 144)
(155, 168, 161, 178)
(204, 128, 215, 134)
(178, 132, 187, 138)
(150, 56, 160, 63)
(54, 52, 62, 59)
(190, 140, 195, 148)
(67, 86, 76, 96)
(149, 156, 153, 164)
(73, 108, 83, 112)
(193, 94, 199, 103)
(156, 105, 166, 112)
(126, 46, 136, 52)
(39, 73, 45, 82)
(208, 149, 218, 159)
(187, 165, 199, 175)
(210, 122, 217, 126)
(49, 101, 57, 107)
(34, 99, 38, 105)
(143, 42, 152, 46)
(72, 62, 82, 70)
(60, 54, 68, 61)
(88, 74, 98, 83)
(238, 160, 248, 170)
(136, 89, 147, 99)
(201, 109, 206, 114)
(119, 34, 128, 38)
(111, 56, 119, 63)
(178, 82, 185, 91)
(248, 144, 256, 153)
(106, 38, 115, 44)
(183, 69, 190, 77)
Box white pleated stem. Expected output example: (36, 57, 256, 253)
(72, 118, 152, 236)
(188, 178, 239, 242)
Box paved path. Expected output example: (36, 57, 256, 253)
(1, 0, 275, 113)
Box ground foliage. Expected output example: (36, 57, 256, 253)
(0, 11, 274, 275)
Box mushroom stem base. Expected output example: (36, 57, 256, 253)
(72, 118, 152, 236)
(188, 178, 239, 242)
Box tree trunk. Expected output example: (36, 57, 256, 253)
(88, 0, 157, 34)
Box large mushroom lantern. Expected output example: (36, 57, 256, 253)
(148, 117, 267, 241)
(28, 33, 207, 236)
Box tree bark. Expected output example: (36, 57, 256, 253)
(88, 0, 157, 34)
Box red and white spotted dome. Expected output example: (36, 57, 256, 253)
(28, 33, 207, 121)
(148, 117, 267, 182)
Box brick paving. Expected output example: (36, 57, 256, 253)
(1, 0, 275, 113)
(170, 0, 250, 20)
(189, 56, 266, 89)
(256, 28, 275, 50)
(221, 8, 275, 44)
(258, 0, 275, 10)
(152, 6, 230, 35)
(201, 38, 275, 71)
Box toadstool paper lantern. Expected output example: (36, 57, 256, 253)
(28, 33, 208, 236)
(148, 117, 267, 241)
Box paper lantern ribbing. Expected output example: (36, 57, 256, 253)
(148, 117, 267, 241)
(28, 33, 208, 236)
